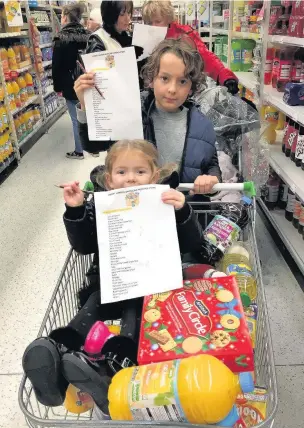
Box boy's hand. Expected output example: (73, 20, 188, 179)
(162, 189, 185, 210)
(74, 73, 95, 110)
(62, 181, 85, 207)
(192, 175, 219, 194)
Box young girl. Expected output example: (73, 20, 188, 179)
(74, 38, 221, 195)
(63, 139, 203, 256)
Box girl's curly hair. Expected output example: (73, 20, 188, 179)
(141, 37, 206, 95)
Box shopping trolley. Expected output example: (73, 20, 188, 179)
(18, 185, 278, 428)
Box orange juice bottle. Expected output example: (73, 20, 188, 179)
(20, 44, 30, 62)
(24, 109, 33, 133)
(0, 85, 4, 103)
(14, 114, 22, 140)
(13, 44, 21, 65)
(33, 105, 41, 123)
(17, 74, 28, 103)
(19, 112, 26, 138)
(1, 105, 9, 131)
(12, 79, 21, 107)
(8, 46, 18, 71)
(108, 355, 254, 425)
(6, 81, 16, 110)
(0, 48, 9, 75)
(24, 72, 35, 97)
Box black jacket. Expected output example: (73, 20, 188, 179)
(52, 22, 89, 100)
(63, 197, 203, 256)
(78, 91, 221, 182)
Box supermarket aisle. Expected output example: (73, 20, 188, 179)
(0, 113, 304, 427)
(0, 112, 105, 428)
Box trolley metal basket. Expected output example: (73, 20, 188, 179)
(18, 202, 278, 428)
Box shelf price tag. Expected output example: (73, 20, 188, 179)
(4, 1, 23, 27)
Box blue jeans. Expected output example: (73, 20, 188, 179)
(66, 99, 83, 154)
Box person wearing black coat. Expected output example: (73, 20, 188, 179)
(52, 3, 89, 160)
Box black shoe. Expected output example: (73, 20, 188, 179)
(61, 352, 110, 414)
(22, 338, 68, 406)
(66, 151, 84, 160)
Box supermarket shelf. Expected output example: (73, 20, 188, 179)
(39, 43, 52, 48)
(52, 6, 62, 11)
(259, 199, 304, 276)
(268, 143, 304, 201)
(11, 95, 40, 116)
(43, 88, 55, 98)
(232, 31, 261, 39)
(200, 27, 211, 33)
(45, 104, 66, 124)
(28, 5, 50, 11)
(0, 154, 16, 175)
(213, 28, 229, 35)
(42, 60, 52, 67)
(269, 35, 304, 47)
(18, 120, 43, 148)
(0, 31, 28, 38)
(36, 22, 52, 27)
(264, 85, 304, 126)
(16, 64, 33, 73)
(235, 72, 259, 92)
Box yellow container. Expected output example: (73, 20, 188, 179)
(6, 81, 16, 110)
(12, 80, 21, 107)
(108, 354, 253, 425)
(64, 384, 94, 414)
(17, 74, 28, 103)
(8, 46, 17, 71)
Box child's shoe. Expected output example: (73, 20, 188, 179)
(22, 337, 68, 406)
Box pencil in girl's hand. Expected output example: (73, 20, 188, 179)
(77, 60, 105, 99)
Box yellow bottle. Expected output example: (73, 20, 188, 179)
(108, 355, 253, 425)
(20, 44, 30, 62)
(19, 112, 27, 138)
(0, 85, 4, 103)
(14, 115, 22, 140)
(24, 109, 33, 133)
(6, 81, 16, 110)
(17, 74, 28, 103)
(264, 105, 279, 144)
(0, 48, 9, 75)
(33, 105, 41, 123)
(276, 112, 285, 130)
(0, 105, 9, 132)
(24, 72, 35, 97)
(13, 44, 21, 65)
(7, 46, 18, 71)
(64, 384, 94, 414)
(12, 79, 21, 107)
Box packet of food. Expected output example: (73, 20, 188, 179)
(244, 304, 257, 349)
(236, 387, 267, 427)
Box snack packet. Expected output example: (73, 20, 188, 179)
(236, 387, 267, 427)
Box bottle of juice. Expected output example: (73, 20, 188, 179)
(0, 85, 4, 104)
(264, 105, 278, 144)
(14, 114, 22, 140)
(17, 74, 28, 103)
(20, 44, 30, 62)
(0, 48, 9, 75)
(12, 79, 21, 108)
(108, 354, 253, 425)
(24, 109, 33, 133)
(13, 44, 21, 65)
(24, 72, 35, 97)
(7, 46, 18, 71)
(19, 112, 27, 138)
(33, 105, 41, 123)
(276, 112, 285, 130)
(1, 105, 8, 131)
(231, 39, 242, 72)
(6, 80, 16, 110)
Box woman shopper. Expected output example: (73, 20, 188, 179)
(87, 8, 103, 33)
(142, 0, 239, 94)
(52, 3, 90, 160)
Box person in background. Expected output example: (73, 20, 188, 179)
(142, 0, 239, 95)
(52, 3, 90, 160)
(87, 7, 103, 33)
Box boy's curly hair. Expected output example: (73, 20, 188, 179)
(141, 37, 205, 96)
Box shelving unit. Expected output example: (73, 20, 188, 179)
(0, 0, 67, 180)
(183, 0, 304, 273)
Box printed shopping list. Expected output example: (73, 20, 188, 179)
(81, 47, 143, 141)
(132, 24, 167, 61)
(94, 185, 183, 304)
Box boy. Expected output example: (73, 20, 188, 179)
(75, 38, 221, 193)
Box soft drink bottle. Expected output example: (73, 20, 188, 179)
(285, 189, 295, 221)
(293, 196, 302, 229)
(282, 116, 289, 153)
(276, 49, 293, 92)
(291, 49, 302, 83)
(285, 119, 296, 157)
(295, 125, 304, 167)
(264, 47, 274, 85)
(290, 122, 300, 162)
(271, 48, 280, 88)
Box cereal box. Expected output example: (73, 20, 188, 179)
(138, 276, 254, 372)
(236, 387, 267, 427)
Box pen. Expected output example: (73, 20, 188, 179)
(77, 60, 105, 99)
(54, 184, 93, 195)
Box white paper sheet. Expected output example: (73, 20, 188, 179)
(94, 184, 183, 304)
(81, 47, 143, 141)
(132, 24, 167, 61)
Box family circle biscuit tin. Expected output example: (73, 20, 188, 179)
(138, 276, 254, 373)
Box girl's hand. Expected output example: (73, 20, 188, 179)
(192, 175, 219, 194)
(74, 73, 95, 110)
(162, 189, 185, 210)
(62, 181, 85, 207)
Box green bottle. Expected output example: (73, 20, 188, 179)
(214, 36, 223, 61)
(230, 38, 242, 72)
(241, 39, 256, 72)
(221, 36, 228, 64)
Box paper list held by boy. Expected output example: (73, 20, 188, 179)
(81, 47, 143, 141)
(94, 185, 183, 304)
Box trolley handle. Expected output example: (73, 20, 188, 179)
(177, 181, 256, 197)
